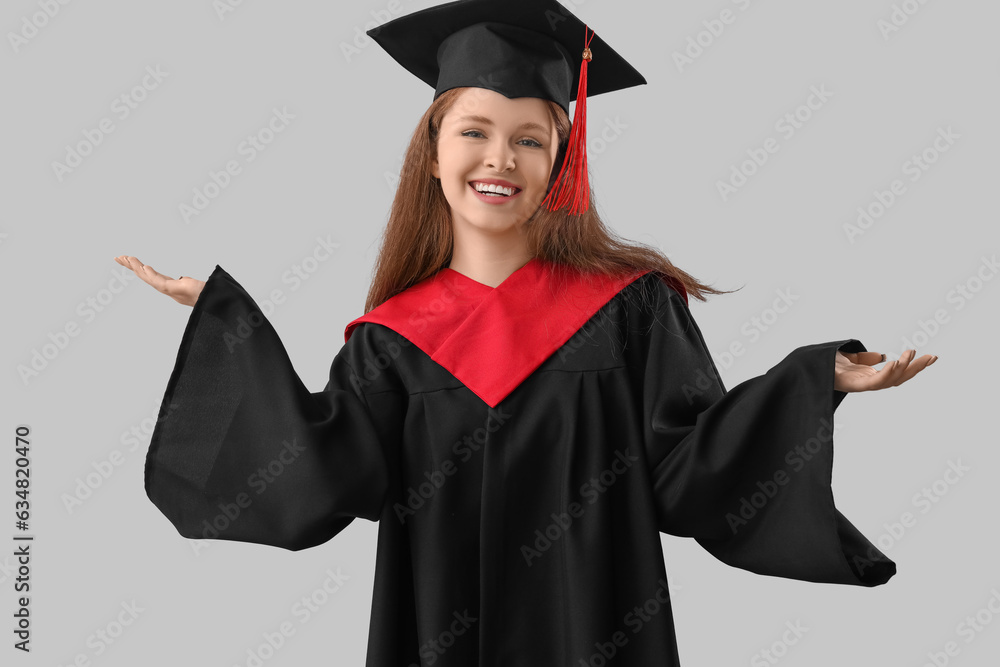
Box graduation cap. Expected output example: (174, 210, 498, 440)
(367, 0, 647, 216)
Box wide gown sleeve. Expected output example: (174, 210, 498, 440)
(144, 265, 389, 551)
(639, 279, 895, 586)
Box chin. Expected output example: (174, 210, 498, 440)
(467, 218, 522, 235)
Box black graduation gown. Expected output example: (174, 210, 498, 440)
(144, 257, 895, 667)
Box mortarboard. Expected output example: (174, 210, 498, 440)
(367, 0, 647, 216)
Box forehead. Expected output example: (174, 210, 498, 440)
(442, 87, 553, 130)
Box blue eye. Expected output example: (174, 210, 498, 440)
(460, 130, 543, 148)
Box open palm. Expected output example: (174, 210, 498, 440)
(114, 255, 205, 307)
(834, 348, 937, 393)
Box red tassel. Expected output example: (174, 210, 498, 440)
(542, 26, 595, 216)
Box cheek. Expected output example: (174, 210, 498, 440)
(441, 152, 473, 183)
(528, 158, 555, 190)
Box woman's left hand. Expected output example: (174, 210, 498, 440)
(834, 349, 937, 393)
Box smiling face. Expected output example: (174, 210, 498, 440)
(431, 87, 560, 238)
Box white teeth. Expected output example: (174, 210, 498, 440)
(472, 182, 515, 196)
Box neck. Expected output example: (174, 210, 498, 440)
(447, 228, 533, 289)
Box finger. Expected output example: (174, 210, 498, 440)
(892, 353, 936, 387)
(862, 351, 910, 391)
(872, 349, 918, 389)
(120, 256, 175, 293)
(890, 349, 917, 381)
(837, 351, 859, 365)
(119, 255, 153, 284)
(117, 255, 142, 272)
(854, 351, 889, 366)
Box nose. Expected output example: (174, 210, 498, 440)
(484, 139, 515, 172)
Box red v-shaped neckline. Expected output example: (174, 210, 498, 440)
(344, 258, 663, 407)
(440, 256, 540, 292)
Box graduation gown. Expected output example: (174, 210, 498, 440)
(144, 256, 895, 666)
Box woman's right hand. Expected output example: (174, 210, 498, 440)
(114, 255, 206, 307)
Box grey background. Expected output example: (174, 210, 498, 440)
(2, 0, 997, 665)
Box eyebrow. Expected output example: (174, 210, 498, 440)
(452, 114, 550, 134)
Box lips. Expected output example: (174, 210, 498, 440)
(468, 181, 523, 204)
(469, 180, 522, 197)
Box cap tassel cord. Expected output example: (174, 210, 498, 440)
(542, 26, 595, 216)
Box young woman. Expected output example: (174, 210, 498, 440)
(115, 1, 936, 665)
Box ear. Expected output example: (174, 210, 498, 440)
(431, 158, 440, 179)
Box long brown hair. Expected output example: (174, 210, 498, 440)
(364, 87, 738, 313)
